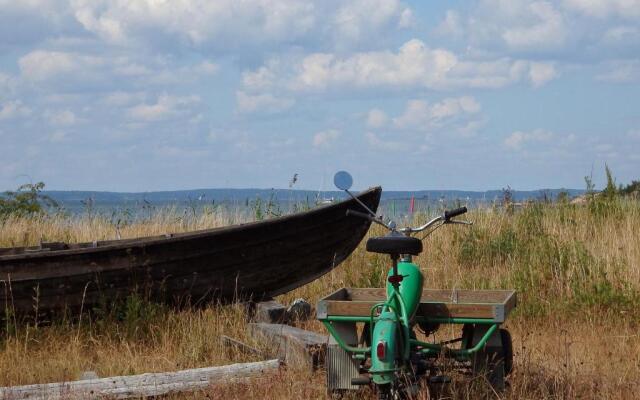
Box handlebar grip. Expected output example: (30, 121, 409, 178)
(346, 209, 372, 220)
(444, 207, 467, 219)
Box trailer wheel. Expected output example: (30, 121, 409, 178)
(464, 324, 508, 392)
(500, 328, 513, 376)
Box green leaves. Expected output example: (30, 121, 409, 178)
(0, 182, 58, 218)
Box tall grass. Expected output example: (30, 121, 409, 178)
(0, 197, 639, 398)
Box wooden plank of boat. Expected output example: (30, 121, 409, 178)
(0, 187, 381, 313)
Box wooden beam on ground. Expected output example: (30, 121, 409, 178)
(251, 299, 288, 323)
(0, 359, 280, 400)
(249, 323, 328, 371)
(221, 335, 265, 358)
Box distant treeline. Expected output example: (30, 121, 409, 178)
(39, 187, 585, 210)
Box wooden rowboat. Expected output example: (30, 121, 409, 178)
(0, 187, 381, 313)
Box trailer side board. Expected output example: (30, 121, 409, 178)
(318, 288, 516, 323)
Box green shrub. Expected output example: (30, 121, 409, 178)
(0, 182, 58, 218)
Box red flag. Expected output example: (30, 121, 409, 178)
(409, 195, 415, 214)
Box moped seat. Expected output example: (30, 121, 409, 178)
(366, 232, 422, 256)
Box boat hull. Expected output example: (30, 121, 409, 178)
(0, 188, 381, 312)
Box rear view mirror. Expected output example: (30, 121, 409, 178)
(333, 171, 353, 191)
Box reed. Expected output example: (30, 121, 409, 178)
(0, 198, 638, 399)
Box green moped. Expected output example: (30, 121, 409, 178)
(318, 171, 515, 399)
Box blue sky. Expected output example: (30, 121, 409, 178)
(0, 0, 638, 192)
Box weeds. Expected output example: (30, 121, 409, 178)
(0, 194, 639, 398)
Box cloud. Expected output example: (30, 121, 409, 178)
(363, 96, 484, 152)
(331, 0, 413, 45)
(67, 0, 413, 54)
(18, 50, 104, 81)
(0, 100, 32, 120)
(312, 129, 340, 148)
(434, 10, 464, 38)
(243, 39, 557, 94)
(365, 131, 408, 151)
(500, 2, 567, 51)
(102, 91, 145, 107)
(504, 129, 554, 150)
(128, 94, 200, 122)
(49, 131, 68, 143)
(393, 96, 481, 131)
(440, 0, 640, 60)
(366, 108, 388, 128)
(18, 49, 219, 91)
(72, 0, 315, 46)
(0, 72, 14, 97)
(46, 109, 77, 126)
(529, 62, 559, 87)
(235, 91, 294, 114)
(628, 129, 640, 139)
(563, 0, 640, 19)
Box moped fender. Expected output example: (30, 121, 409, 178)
(370, 310, 398, 385)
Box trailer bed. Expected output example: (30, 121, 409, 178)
(317, 288, 516, 323)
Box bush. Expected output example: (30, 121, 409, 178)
(0, 182, 58, 218)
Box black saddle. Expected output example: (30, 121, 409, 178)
(366, 232, 423, 256)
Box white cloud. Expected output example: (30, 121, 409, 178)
(0, 72, 14, 97)
(103, 91, 145, 107)
(128, 94, 200, 121)
(18, 50, 103, 81)
(67, 0, 413, 53)
(332, 0, 413, 45)
(398, 7, 414, 28)
(235, 91, 294, 114)
(114, 63, 152, 77)
(192, 61, 218, 75)
(529, 62, 559, 87)
(563, 0, 640, 19)
(312, 129, 340, 148)
(434, 10, 464, 38)
(441, 0, 640, 61)
(500, 2, 567, 51)
(365, 131, 408, 151)
(49, 131, 68, 143)
(504, 129, 554, 150)
(0, 100, 31, 120)
(393, 96, 481, 131)
(73, 0, 316, 46)
(46, 110, 77, 126)
(366, 108, 388, 128)
(242, 64, 278, 92)
(245, 39, 557, 94)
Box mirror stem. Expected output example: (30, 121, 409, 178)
(344, 189, 380, 220)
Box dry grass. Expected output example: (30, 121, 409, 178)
(0, 198, 639, 399)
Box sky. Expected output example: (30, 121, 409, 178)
(0, 0, 639, 192)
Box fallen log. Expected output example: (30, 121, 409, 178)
(0, 359, 280, 400)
